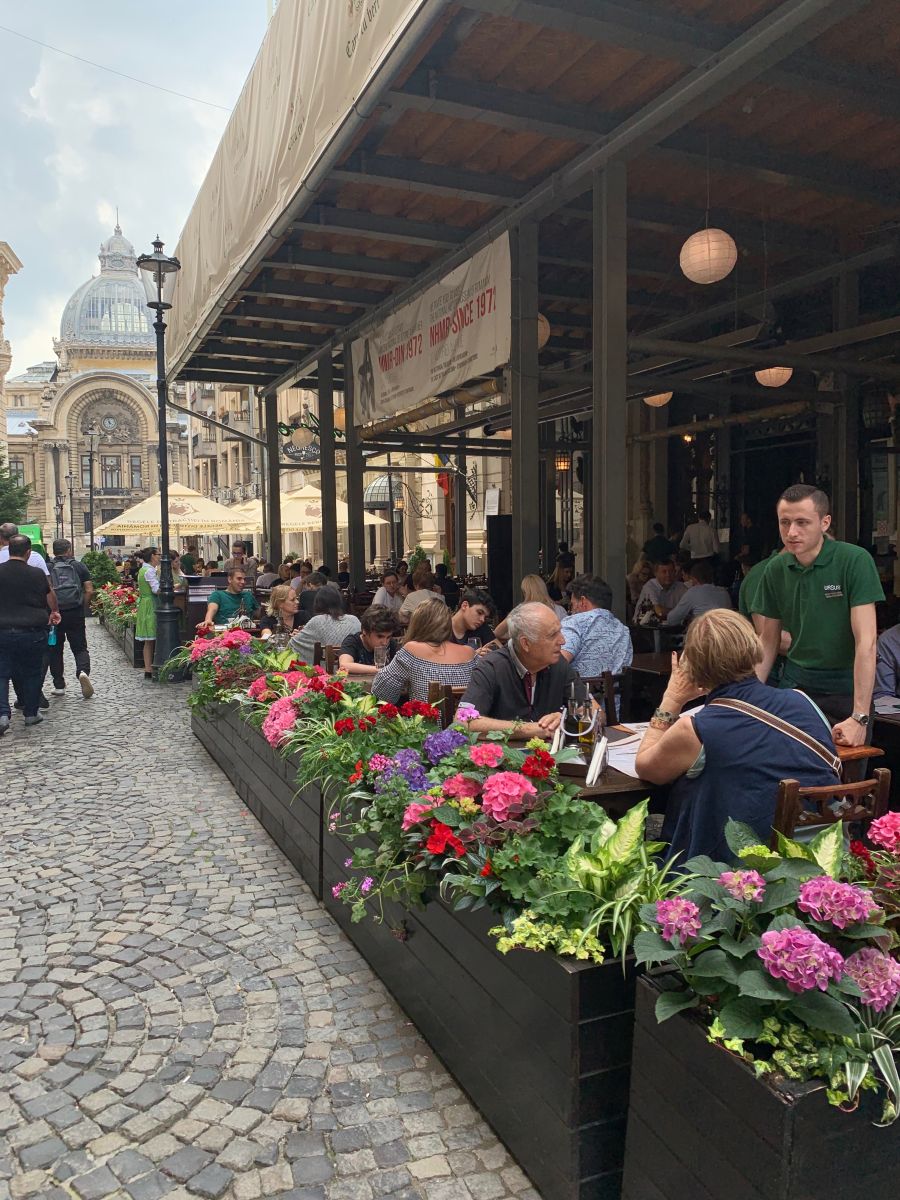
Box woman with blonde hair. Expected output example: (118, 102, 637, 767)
(635, 608, 840, 862)
(372, 597, 474, 703)
(259, 583, 301, 641)
(492, 575, 565, 644)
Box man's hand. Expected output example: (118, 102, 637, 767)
(536, 711, 561, 733)
(832, 717, 866, 748)
(49, 611, 62, 626)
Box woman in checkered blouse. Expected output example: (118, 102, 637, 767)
(372, 598, 475, 704)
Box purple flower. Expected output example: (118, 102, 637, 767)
(360, 876, 374, 896)
(656, 897, 702, 946)
(455, 703, 480, 722)
(718, 870, 766, 903)
(374, 748, 429, 793)
(797, 876, 881, 930)
(423, 728, 467, 765)
(844, 948, 900, 1013)
(331, 882, 347, 899)
(343, 857, 353, 869)
(238, 643, 254, 656)
(757, 927, 844, 993)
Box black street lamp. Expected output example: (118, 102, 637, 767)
(64, 473, 74, 545)
(137, 236, 181, 677)
(86, 423, 99, 551)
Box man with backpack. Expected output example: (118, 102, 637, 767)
(47, 539, 95, 699)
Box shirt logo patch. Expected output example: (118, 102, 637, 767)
(823, 583, 844, 598)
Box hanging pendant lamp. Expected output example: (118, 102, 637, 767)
(679, 228, 738, 285)
(755, 367, 793, 388)
(643, 391, 673, 408)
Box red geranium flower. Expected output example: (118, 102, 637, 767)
(334, 718, 355, 736)
(850, 840, 876, 878)
(480, 860, 493, 877)
(379, 703, 399, 719)
(521, 749, 555, 780)
(425, 820, 465, 857)
(349, 760, 364, 784)
(324, 686, 344, 702)
(308, 677, 325, 692)
(400, 700, 441, 721)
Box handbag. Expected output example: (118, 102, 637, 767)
(709, 697, 841, 776)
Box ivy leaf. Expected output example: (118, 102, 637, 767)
(788, 990, 856, 1037)
(737, 966, 792, 1002)
(655, 990, 700, 1023)
(719, 997, 767, 1039)
(633, 931, 681, 965)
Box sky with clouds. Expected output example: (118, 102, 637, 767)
(0, 1, 268, 378)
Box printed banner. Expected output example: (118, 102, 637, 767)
(351, 234, 511, 426)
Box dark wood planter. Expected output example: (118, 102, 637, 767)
(622, 974, 898, 1200)
(123, 624, 143, 668)
(191, 704, 323, 898)
(323, 823, 636, 1200)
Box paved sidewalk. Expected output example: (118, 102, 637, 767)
(0, 624, 537, 1200)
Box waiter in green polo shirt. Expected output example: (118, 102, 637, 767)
(201, 568, 260, 627)
(756, 483, 883, 747)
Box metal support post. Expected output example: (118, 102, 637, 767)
(454, 411, 468, 576)
(591, 163, 628, 618)
(317, 353, 339, 571)
(150, 314, 180, 675)
(833, 272, 859, 541)
(509, 221, 541, 587)
(343, 341, 367, 590)
(264, 391, 282, 565)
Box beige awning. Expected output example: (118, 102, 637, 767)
(228, 486, 387, 533)
(94, 483, 255, 537)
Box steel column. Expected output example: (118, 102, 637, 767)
(343, 341, 367, 591)
(317, 353, 339, 571)
(264, 391, 282, 565)
(834, 273, 860, 542)
(509, 221, 541, 587)
(454, 454, 468, 578)
(592, 164, 628, 618)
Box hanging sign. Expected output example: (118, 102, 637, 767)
(351, 234, 511, 426)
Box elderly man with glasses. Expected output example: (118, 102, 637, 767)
(462, 602, 580, 740)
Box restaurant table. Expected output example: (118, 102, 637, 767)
(629, 652, 673, 677)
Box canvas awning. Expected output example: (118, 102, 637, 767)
(227, 485, 387, 533)
(94, 483, 254, 538)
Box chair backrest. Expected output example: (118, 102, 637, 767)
(312, 641, 323, 667)
(427, 681, 467, 729)
(580, 672, 632, 725)
(324, 645, 340, 673)
(771, 768, 891, 847)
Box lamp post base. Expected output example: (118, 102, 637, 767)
(152, 602, 182, 680)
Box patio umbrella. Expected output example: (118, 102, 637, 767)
(228, 486, 387, 532)
(93, 483, 254, 539)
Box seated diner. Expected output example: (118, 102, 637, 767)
(339, 605, 399, 677)
(201, 568, 259, 627)
(371, 598, 475, 704)
(290, 584, 360, 665)
(634, 609, 841, 863)
(450, 588, 495, 647)
(259, 584, 301, 639)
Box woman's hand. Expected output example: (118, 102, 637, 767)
(660, 652, 706, 711)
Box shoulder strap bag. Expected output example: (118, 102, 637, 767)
(709, 697, 841, 776)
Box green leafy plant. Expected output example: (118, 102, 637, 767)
(81, 550, 119, 588)
(407, 545, 429, 574)
(635, 819, 900, 1123)
(0, 450, 31, 524)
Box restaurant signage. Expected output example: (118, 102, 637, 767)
(350, 234, 511, 426)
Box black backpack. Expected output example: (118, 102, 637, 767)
(50, 559, 84, 610)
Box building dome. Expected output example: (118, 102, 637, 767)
(364, 474, 400, 509)
(59, 225, 154, 347)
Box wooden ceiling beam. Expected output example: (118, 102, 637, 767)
(290, 205, 468, 249)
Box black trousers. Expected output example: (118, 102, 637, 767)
(46, 606, 90, 685)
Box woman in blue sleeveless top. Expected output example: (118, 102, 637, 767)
(635, 609, 839, 863)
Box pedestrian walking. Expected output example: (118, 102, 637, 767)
(0, 536, 61, 731)
(47, 539, 95, 699)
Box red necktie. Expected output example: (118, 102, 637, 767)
(522, 671, 534, 708)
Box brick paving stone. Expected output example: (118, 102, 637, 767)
(0, 627, 532, 1200)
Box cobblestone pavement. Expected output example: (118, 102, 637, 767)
(0, 625, 538, 1200)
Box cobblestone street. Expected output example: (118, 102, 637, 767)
(0, 625, 537, 1200)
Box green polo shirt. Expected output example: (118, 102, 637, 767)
(738, 550, 781, 618)
(208, 588, 259, 622)
(757, 539, 883, 694)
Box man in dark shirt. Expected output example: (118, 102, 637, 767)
(462, 602, 580, 739)
(338, 606, 399, 677)
(296, 572, 328, 627)
(642, 523, 676, 563)
(48, 539, 95, 699)
(449, 588, 495, 647)
(434, 563, 460, 605)
(0, 536, 61, 729)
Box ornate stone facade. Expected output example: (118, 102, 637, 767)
(0, 241, 23, 457)
(5, 227, 188, 552)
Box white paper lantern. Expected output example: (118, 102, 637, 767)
(333, 407, 346, 431)
(679, 228, 738, 285)
(537, 313, 551, 349)
(755, 366, 793, 388)
(643, 391, 673, 408)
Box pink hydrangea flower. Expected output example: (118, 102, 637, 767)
(757, 927, 844, 993)
(469, 743, 504, 768)
(480, 771, 537, 823)
(718, 870, 766, 902)
(656, 897, 702, 946)
(869, 811, 900, 854)
(797, 876, 881, 929)
(844, 948, 900, 1013)
(401, 801, 437, 831)
(247, 675, 272, 700)
(443, 774, 481, 800)
(219, 629, 252, 649)
(261, 696, 298, 747)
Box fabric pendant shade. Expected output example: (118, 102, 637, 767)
(290, 426, 315, 447)
(643, 391, 673, 408)
(679, 228, 738, 284)
(333, 407, 346, 431)
(755, 366, 793, 388)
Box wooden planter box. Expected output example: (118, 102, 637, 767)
(123, 624, 142, 668)
(191, 703, 323, 898)
(323, 824, 636, 1200)
(622, 974, 898, 1200)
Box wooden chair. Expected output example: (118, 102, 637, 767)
(770, 768, 891, 847)
(580, 673, 633, 726)
(312, 641, 323, 667)
(324, 645, 340, 673)
(427, 682, 467, 729)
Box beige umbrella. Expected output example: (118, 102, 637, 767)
(94, 483, 254, 538)
(230, 486, 387, 532)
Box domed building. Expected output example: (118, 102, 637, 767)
(5, 225, 189, 552)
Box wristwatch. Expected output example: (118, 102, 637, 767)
(851, 712, 870, 727)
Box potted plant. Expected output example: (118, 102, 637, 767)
(622, 819, 900, 1200)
